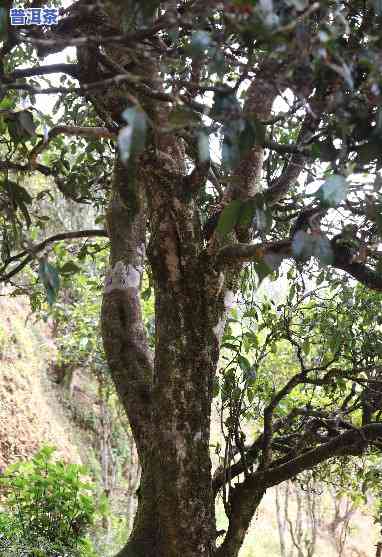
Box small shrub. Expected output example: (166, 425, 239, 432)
(0, 446, 97, 556)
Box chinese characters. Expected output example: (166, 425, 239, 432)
(9, 8, 60, 26)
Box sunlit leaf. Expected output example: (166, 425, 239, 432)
(119, 106, 148, 164)
(216, 199, 243, 238)
(17, 110, 36, 136)
(38, 260, 60, 306)
(60, 261, 82, 275)
(292, 229, 314, 259)
(315, 175, 347, 208)
(197, 131, 210, 163)
(190, 30, 212, 59)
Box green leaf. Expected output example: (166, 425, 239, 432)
(142, 287, 152, 301)
(238, 354, 251, 373)
(17, 110, 36, 137)
(222, 342, 239, 351)
(0, 96, 14, 110)
(253, 256, 272, 285)
(8, 181, 33, 205)
(302, 339, 310, 355)
(197, 131, 210, 163)
(237, 199, 256, 227)
(60, 261, 82, 275)
(216, 200, 243, 238)
(168, 107, 201, 129)
(38, 261, 60, 306)
(292, 230, 314, 260)
(119, 106, 148, 164)
(94, 214, 104, 225)
(315, 175, 347, 208)
(190, 31, 212, 59)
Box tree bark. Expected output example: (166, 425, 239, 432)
(101, 156, 227, 555)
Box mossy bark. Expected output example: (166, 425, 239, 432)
(101, 155, 227, 556)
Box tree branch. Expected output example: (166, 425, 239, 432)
(265, 108, 320, 205)
(30, 126, 117, 166)
(0, 229, 108, 283)
(101, 158, 153, 459)
(25, 19, 169, 49)
(216, 240, 382, 291)
(334, 259, 382, 291)
(4, 63, 80, 80)
(215, 423, 382, 557)
(215, 240, 291, 267)
(0, 160, 52, 176)
(259, 423, 382, 489)
(226, 60, 281, 202)
(3, 74, 176, 104)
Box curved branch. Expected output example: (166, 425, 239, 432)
(216, 240, 382, 291)
(334, 260, 382, 292)
(259, 423, 382, 489)
(215, 423, 382, 557)
(30, 126, 117, 166)
(0, 229, 108, 282)
(215, 240, 291, 267)
(4, 63, 79, 80)
(265, 108, 320, 205)
(0, 160, 52, 176)
(26, 20, 170, 49)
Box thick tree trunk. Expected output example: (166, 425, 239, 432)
(101, 155, 228, 555)
(148, 270, 219, 555)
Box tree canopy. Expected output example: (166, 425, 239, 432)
(1, 1, 382, 556)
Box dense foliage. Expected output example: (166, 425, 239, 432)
(2, 1, 382, 556)
(0, 446, 97, 557)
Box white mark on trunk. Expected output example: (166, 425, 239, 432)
(213, 291, 236, 343)
(213, 318, 226, 342)
(175, 433, 188, 461)
(224, 290, 236, 310)
(164, 237, 181, 282)
(193, 431, 202, 442)
(216, 271, 224, 297)
(136, 243, 146, 259)
(104, 261, 142, 293)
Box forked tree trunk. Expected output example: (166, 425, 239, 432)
(100, 157, 238, 556)
(73, 3, 270, 554)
